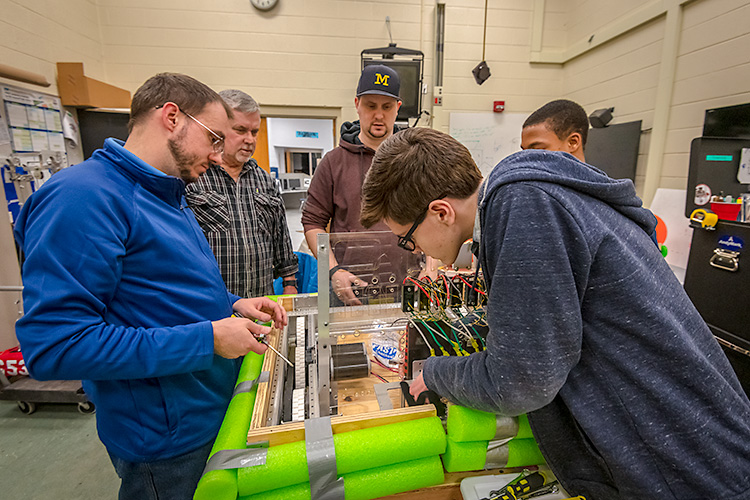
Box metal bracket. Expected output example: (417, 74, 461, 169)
(710, 248, 740, 272)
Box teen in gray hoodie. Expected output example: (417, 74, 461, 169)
(361, 127, 750, 500)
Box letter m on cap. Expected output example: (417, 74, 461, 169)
(375, 73, 390, 86)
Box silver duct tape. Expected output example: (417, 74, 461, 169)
(494, 415, 520, 440)
(305, 416, 345, 500)
(484, 439, 512, 469)
(201, 448, 268, 476)
(232, 371, 270, 398)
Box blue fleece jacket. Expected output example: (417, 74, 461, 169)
(423, 150, 750, 499)
(14, 139, 243, 462)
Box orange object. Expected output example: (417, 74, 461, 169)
(654, 215, 667, 245)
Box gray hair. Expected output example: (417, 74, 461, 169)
(218, 89, 260, 114)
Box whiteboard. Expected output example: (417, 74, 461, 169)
(449, 112, 528, 177)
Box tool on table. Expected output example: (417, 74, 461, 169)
(232, 313, 294, 367)
(481, 470, 547, 500)
(519, 481, 559, 499)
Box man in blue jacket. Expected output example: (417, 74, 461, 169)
(360, 127, 750, 499)
(14, 73, 287, 500)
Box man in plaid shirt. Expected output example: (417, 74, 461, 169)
(186, 89, 298, 297)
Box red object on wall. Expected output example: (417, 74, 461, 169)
(493, 101, 505, 113)
(0, 346, 28, 377)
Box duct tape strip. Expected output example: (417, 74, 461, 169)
(305, 416, 345, 500)
(485, 438, 512, 469)
(232, 371, 270, 398)
(494, 415, 520, 440)
(201, 447, 268, 476)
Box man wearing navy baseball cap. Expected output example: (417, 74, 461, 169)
(302, 64, 403, 304)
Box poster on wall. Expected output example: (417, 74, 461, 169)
(1, 84, 69, 223)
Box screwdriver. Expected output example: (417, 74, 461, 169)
(231, 313, 294, 367)
(256, 335, 294, 367)
(484, 471, 547, 500)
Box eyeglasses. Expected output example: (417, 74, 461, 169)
(182, 112, 225, 154)
(155, 104, 224, 154)
(397, 209, 428, 252)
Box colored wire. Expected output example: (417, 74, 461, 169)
(371, 357, 400, 373)
(407, 277, 441, 308)
(415, 317, 451, 343)
(457, 274, 487, 296)
(407, 316, 431, 347)
(435, 319, 460, 345)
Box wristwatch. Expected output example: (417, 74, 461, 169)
(282, 278, 298, 288)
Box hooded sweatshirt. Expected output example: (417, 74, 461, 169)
(302, 120, 391, 236)
(423, 150, 750, 499)
(302, 121, 401, 270)
(14, 138, 242, 462)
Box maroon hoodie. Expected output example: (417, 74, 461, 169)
(302, 120, 390, 235)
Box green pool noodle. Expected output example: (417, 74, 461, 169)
(446, 405, 497, 442)
(447, 406, 535, 442)
(505, 438, 546, 468)
(193, 352, 265, 500)
(237, 416, 446, 496)
(238, 455, 445, 500)
(441, 437, 489, 472)
(516, 413, 533, 440)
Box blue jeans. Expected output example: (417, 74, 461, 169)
(107, 441, 213, 500)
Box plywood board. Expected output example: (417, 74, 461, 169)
(247, 404, 436, 447)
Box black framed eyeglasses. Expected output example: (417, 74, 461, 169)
(155, 104, 225, 154)
(397, 209, 428, 252)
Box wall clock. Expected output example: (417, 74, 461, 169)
(250, 0, 279, 11)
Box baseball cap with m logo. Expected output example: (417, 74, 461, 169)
(356, 65, 401, 100)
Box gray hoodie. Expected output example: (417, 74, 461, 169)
(424, 150, 750, 499)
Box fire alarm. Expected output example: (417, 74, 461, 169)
(493, 101, 505, 113)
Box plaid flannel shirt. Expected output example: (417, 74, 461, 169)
(185, 159, 298, 297)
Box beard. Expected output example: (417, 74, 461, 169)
(167, 128, 201, 184)
(365, 123, 389, 140)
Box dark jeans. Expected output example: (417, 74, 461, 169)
(107, 441, 213, 500)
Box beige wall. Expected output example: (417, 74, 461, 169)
(557, 0, 750, 201)
(664, 0, 750, 190)
(0, 0, 105, 93)
(563, 16, 665, 194)
(97, 0, 435, 127)
(432, 0, 566, 132)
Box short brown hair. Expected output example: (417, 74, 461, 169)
(128, 73, 232, 133)
(361, 128, 482, 227)
(523, 99, 589, 147)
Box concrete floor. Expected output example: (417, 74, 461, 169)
(0, 400, 119, 499)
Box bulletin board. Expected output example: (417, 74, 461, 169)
(449, 112, 528, 177)
(0, 83, 72, 223)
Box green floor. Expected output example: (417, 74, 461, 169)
(0, 400, 119, 499)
